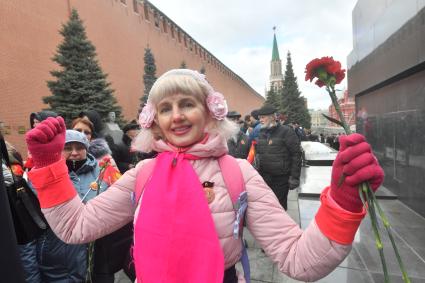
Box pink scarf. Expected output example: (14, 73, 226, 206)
(133, 151, 224, 283)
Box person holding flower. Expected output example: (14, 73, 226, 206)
(306, 57, 409, 283)
(26, 69, 384, 283)
(31, 130, 122, 282)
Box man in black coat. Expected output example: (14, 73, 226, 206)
(253, 106, 302, 210)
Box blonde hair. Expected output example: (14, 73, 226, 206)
(133, 69, 238, 152)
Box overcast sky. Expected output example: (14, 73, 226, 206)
(148, 0, 358, 110)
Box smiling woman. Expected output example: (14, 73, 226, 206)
(155, 94, 208, 148)
(134, 69, 236, 152)
(26, 69, 384, 283)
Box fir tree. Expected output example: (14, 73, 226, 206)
(140, 47, 157, 108)
(280, 51, 311, 128)
(264, 89, 280, 110)
(44, 9, 123, 124)
(180, 61, 187, 69)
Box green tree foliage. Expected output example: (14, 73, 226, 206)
(280, 51, 311, 128)
(44, 9, 123, 124)
(264, 89, 280, 110)
(141, 47, 157, 108)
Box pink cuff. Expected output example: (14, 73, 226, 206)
(28, 159, 77, 208)
(315, 187, 366, 245)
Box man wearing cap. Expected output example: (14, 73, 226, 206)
(254, 105, 302, 210)
(226, 111, 250, 159)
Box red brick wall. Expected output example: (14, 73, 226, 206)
(0, 0, 264, 156)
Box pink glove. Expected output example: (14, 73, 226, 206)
(330, 133, 384, 212)
(25, 117, 66, 168)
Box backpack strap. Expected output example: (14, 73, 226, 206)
(133, 159, 157, 206)
(218, 155, 251, 283)
(218, 155, 244, 204)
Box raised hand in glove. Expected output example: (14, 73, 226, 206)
(25, 117, 66, 168)
(330, 133, 384, 212)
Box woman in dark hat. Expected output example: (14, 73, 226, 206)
(30, 111, 58, 129)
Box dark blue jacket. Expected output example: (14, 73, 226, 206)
(22, 154, 110, 282)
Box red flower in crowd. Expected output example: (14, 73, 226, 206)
(305, 56, 346, 87)
(99, 156, 111, 168)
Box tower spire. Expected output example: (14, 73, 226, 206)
(272, 27, 280, 61)
(269, 26, 284, 92)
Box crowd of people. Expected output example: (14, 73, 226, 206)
(1, 68, 385, 283)
(2, 109, 160, 282)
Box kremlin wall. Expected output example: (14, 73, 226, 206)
(0, 0, 264, 154)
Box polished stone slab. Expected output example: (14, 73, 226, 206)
(298, 166, 397, 199)
(298, 197, 425, 282)
(301, 141, 337, 162)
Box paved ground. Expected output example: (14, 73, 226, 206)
(115, 168, 425, 282)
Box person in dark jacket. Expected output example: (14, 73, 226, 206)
(0, 134, 26, 283)
(114, 120, 156, 174)
(78, 110, 105, 139)
(78, 110, 118, 155)
(33, 131, 100, 282)
(29, 111, 58, 129)
(248, 110, 261, 146)
(226, 111, 249, 159)
(253, 106, 302, 210)
(114, 121, 140, 173)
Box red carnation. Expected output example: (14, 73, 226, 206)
(334, 69, 345, 84)
(305, 56, 345, 88)
(99, 156, 111, 168)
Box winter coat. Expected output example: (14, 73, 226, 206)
(256, 123, 301, 179)
(68, 153, 131, 276)
(114, 134, 156, 174)
(69, 151, 133, 276)
(30, 134, 365, 282)
(248, 121, 261, 146)
(88, 138, 120, 171)
(35, 154, 107, 282)
(227, 131, 250, 159)
(69, 154, 109, 202)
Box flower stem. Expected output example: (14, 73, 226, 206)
(360, 184, 390, 282)
(366, 183, 411, 283)
(327, 85, 351, 134)
(326, 80, 410, 282)
(327, 81, 390, 282)
(86, 242, 95, 282)
(86, 160, 110, 281)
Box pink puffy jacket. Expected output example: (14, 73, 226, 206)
(29, 134, 365, 282)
